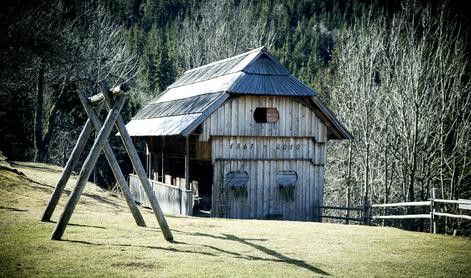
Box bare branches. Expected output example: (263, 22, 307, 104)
(326, 1, 471, 226)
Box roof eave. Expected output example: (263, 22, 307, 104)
(310, 96, 353, 140)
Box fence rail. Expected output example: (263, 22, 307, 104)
(370, 196, 471, 234)
(320, 191, 470, 234)
(371, 201, 431, 208)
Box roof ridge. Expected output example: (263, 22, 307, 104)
(184, 46, 266, 74)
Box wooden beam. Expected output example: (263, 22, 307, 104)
(41, 102, 104, 222)
(433, 199, 471, 205)
(433, 212, 471, 221)
(371, 201, 431, 208)
(78, 92, 146, 227)
(321, 215, 362, 222)
(320, 206, 363, 211)
(184, 135, 190, 190)
(372, 214, 430, 219)
(100, 81, 173, 241)
(51, 95, 126, 240)
(88, 83, 129, 105)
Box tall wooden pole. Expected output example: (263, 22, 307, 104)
(77, 92, 146, 227)
(41, 103, 103, 222)
(51, 96, 126, 240)
(100, 82, 173, 241)
(185, 135, 190, 190)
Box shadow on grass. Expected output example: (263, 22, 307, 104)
(63, 239, 217, 257)
(0, 205, 28, 212)
(11, 162, 64, 173)
(175, 229, 330, 276)
(60, 228, 329, 275)
(48, 221, 107, 230)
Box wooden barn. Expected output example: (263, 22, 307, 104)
(126, 47, 351, 221)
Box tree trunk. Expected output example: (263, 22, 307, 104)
(34, 61, 45, 162)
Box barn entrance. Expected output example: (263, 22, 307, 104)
(136, 134, 213, 214)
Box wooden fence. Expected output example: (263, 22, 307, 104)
(129, 174, 193, 216)
(319, 195, 471, 234)
(371, 198, 471, 233)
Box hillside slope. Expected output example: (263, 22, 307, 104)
(0, 159, 470, 277)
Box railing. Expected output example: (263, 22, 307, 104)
(319, 197, 471, 234)
(371, 198, 471, 233)
(319, 205, 364, 224)
(129, 174, 193, 216)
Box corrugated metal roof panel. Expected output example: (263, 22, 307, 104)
(242, 54, 290, 75)
(133, 93, 225, 120)
(125, 114, 202, 136)
(169, 48, 263, 89)
(229, 73, 315, 96)
(157, 72, 243, 102)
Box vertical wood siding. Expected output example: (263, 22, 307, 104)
(205, 95, 328, 221)
(200, 96, 327, 141)
(212, 160, 323, 221)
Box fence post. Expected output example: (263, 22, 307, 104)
(431, 188, 438, 234)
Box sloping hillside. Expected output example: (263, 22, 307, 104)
(0, 158, 470, 277)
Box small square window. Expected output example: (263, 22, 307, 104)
(254, 107, 279, 123)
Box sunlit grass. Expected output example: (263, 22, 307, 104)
(0, 161, 470, 277)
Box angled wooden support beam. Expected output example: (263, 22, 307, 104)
(41, 103, 104, 222)
(77, 92, 146, 227)
(100, 81, 173, 241)
(89, 83, 130, 106)
(51, 95, 126, 240)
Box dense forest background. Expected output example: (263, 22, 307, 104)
(1, 0, 470, 232)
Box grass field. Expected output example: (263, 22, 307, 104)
(0, 158, 470, 277)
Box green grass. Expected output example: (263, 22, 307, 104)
(0, 160, 470, 277)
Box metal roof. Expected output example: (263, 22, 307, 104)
(126, 47, 351, 139)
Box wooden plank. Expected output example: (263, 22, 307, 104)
(101, 82, 173, 241)
(184, 136, 190, 190)
(434, 199, 471, 205)
(51, 95, 126, 240)
(372, 214, 431, 219)
(78, 92, 146, 227)
(320, 206, 364, 211)
(434, 212, 471, 220)
(371, 201, 431, 208)
(322, 215, 362, 221)
(458, 199, 471, 210)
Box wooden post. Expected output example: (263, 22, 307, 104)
(161, 137, 165, 183)
(146, 140, 151, 179)
(41, 103, 103, 222)
(431, 187, 438, 234)
(185, 135, 190, 190)
(78, 92, 146, 227)
(51, 95, 126, 240)
(100, 82, 173, 241)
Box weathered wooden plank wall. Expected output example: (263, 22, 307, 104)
(129, 174, 193, 215)
(206, 95, 327, 221)
(212, 160, 323, 221)
(200, 96, 327, 141)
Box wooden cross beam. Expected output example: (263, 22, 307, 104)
(77, 92, 146, 227)
(44, 83, 173, 241)
(100, 81, 173, 241)
(51, 94, 127, 240)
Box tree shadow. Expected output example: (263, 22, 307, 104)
(171, 229, 330, 276)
